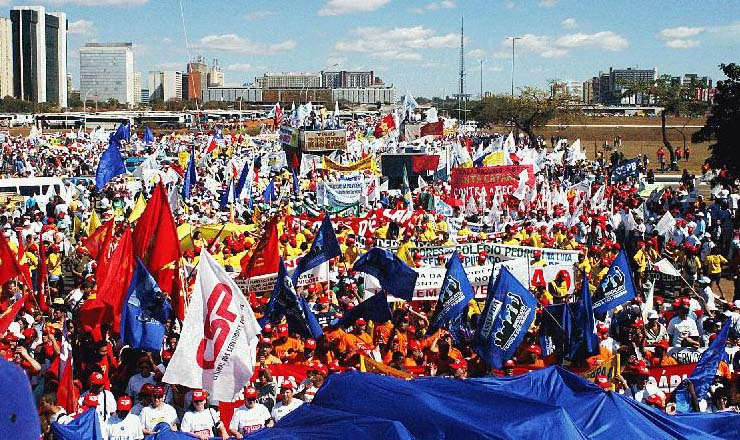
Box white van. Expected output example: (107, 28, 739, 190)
(0, 177, 66, 198)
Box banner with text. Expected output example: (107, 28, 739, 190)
(450, 165, 535, 199)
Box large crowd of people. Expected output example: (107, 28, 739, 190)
(1, 108, 739, 439)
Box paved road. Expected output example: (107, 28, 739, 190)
(545, 124, 704, 128)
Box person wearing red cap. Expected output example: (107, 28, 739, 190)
(525, 345, 545, 369)
(595, 375, 612, 391)
(531, 249, 547, 267)
(131, 383, 155, 417)
(181, 389, 228, 439)
(139, 385, 179, 435)
(229, 386, 272, 437)
(340, 318, 374, 354)
(79, 371, 117, 423)
(271, 381, 303, 423)
(273, 323, 304, 362)
(297, 363, 327, 403)
(104, 395, 144, 440)
(257, 337, 282, 365)
(295, 338, 317, 364)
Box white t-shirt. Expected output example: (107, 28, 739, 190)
(105, 414, 144, 440)
(78, 390, 117, 423)
(181, 409, 220, 437)
(125, 374, 156, 401)
(229, 403, 271, 435)
(667, 316, 700, 347)
(271, 398, 303, 422)
(138, 403, 179, 432)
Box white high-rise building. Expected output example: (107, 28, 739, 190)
(80, 42, 134, 105)
(148, 71, 182, 101)
(10, 6, 67, 107)
(0, 17, 12, 99)
(133, 72, 141, 105)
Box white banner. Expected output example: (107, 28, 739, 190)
(163, 250, 261, 402)
(231, 260, 328, 293)
(317, 177, 377, 207)
(413, 241, 580, 267)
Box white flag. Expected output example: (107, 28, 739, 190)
(163, 249, 261, 402)
(655, 211, 676, 235)
(132, 148, 162, 178)
(653, 258, 682, 277)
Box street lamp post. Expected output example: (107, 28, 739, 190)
(479, 59, 484, 100)
(507, 36, 522, 97)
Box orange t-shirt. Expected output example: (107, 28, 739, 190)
(274, 337, 304, 361)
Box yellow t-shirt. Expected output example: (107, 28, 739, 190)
(706, 254, 727, 275)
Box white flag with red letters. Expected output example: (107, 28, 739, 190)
(163, 249, 260, 401)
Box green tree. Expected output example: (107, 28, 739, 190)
(477, 86, 569, 140)
(693, 63, 740, 176)
(620, 74, 708, 170)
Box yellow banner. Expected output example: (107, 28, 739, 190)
(178, 151, 189, 170)
(482, 151, 505, 166)
(322, 155, 379, 175)
(579, 355, 620, 390)
(359, 355, 413, 379)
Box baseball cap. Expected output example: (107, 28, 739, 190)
(140, 383, 155, 396)
(356, 318, 366, 326)
(595, 375, 610, 389)
(528, 345, 542, 355)
(504, 360, 515, 368)
(647, 310, 659, 320)
(117, 396, 133, 411)
(244, 386, 258, 399)
(89, 372, 105, 386)
(280, 381, 293, 391)
(305, 338, 317, 350)
(191, 389, 207, 401)
(152, 385, 166, 397)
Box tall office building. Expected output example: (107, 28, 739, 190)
(10, 6, 67, 107)
(186, 55, 207, 102)
(80, 42, 134, 105)
(0, 17, 12, 99)
(255, 72, 321, 89)
(322, 71, 374, 88)
(207, 59, 223, 87)
(148, 70, 182, 101)
(133, 72, 141, 104)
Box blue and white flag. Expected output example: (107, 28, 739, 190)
(292, 215, 340, 284)
(473, 266, 537, 369)
(181, 148, 197, 200)
(121, 259, 172, 352)
(262, 260, 323, 339)
(569, 272, 600, 359)
(353, 248, 418, 301)
(51, 407, 102, 440)
(219, 181, 234, 209)
(143, 126, 155, 145)
(337, 292, 392, 328)
(109, 122, 130, 146)
(263, 179, 277, 204)
(674, 322, 731, 413)
(427, 251, 475, 335)
(95, 141, 126, 190)
(611, 159, 640, 182)
(593, 249, 637, 313)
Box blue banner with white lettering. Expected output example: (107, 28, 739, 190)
(262, 259, 323, 339)
(426, 251, 475, 336)
(611, 158, 640, 182)
(592, 249, 637, 313)
(473, 266, 537, 369)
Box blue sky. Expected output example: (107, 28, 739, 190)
(7, 0, 740, 97)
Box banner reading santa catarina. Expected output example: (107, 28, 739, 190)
(450, 165, 535, 199)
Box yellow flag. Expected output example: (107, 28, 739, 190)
(359, 356, 413, 379)
(128, 193, 147, 223)
(87, 210, 101, 236)
(72, 215, 82, 236)
(579, 355, 620, 391)
(483, 151, 505, 166)
(178, 151, 189, 169)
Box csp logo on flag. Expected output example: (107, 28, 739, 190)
(597, 266, 626, 305)
(480, 292, 532, 351)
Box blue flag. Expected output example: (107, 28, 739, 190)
(181, 149, 197, 200)
(263, 179, 276, 203)
(51, 408, 103, 440)
(674, 322, 731, 413)
(338, 292, 392, 328)
(293, 169, 300, 195)
(353, 248, 418, 301)
(293, 215, 340, 284)
(110, 122, 130, 145)
(569, 272, 599, 359)
(540, 304, 573, 357)
(219, 181, 234, 209)
(611, 158, 640, 182)
(427, 251, 476, 336)
(234, 159, 250, 202)
(261, 260, 323, 339)
(121, 259, 172, 352)
(95, 141, 126, 190)
(472, 266, 537, 369)
(592, 249, 637, 313)
(143, 126, 155, 144)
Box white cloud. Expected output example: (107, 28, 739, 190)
(68, 19, 95, 35)
(244, 11, 276, 21)
(335, 26, 458, 58)
(659, 26, 704, 39)
(539, 0, 558, 7)
(561, 18, 578, 29)
(194, 34, 296, 54)
(426, 0, 456, 10)
(318, 0, 390, 16)
(504, 0, 515, 9)
(665, 39, 700, 49)
(226, 63, 253, 72)
(555, 31, 628, 51)
(467, 48, 485, 58)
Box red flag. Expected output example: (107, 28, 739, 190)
(240, 218, 279, 277)
(0, 295, 26, 335)
(79, 228, 135, 332)
(420, 119, 444, 137)
(133, 183, 184, 319)
(374, 114, 396, 137)
(55, 327, 78, 414)
(0, 231, 32, 287)
(207, 137, 217, 153)
(84, 219, 114, 261)
(37, 236, 50, 314)
(273, 102, 283, 126)
(412, 155, 441, 173)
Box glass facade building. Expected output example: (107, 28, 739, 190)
(80, 43, 134, 105)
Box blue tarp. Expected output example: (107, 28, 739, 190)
(245, 406, 413, 440)
(473, 366, 740, 440)
(310, 371, 588, 439)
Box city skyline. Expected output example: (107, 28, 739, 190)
(1, 0, 739, 99)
